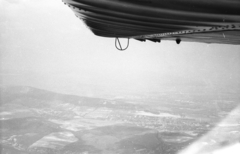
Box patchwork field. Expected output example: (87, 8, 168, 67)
(1, 86, 239, 154)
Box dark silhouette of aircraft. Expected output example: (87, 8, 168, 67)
(63, 0, 240, 50)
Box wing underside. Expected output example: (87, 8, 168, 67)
(63, 0, 240, 45)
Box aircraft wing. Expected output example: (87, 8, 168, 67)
(63, 0, 240, 45)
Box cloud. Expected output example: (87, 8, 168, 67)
(1, 0, 58, 10)
(4, 0, 27, 4)
(0, 0, 27, 12)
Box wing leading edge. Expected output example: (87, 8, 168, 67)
(63, 0, 240, 45)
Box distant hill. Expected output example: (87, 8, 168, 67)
(0, 86, 139, 111)
(0, 86, 102, 104)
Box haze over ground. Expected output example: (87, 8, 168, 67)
(1, 1, 240, 153)
(1, 0, 240, 96)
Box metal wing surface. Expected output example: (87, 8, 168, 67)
(63, 0, 240, 45)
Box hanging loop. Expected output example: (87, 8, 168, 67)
(115, 38, 129, 51)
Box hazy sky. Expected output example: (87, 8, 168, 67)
(1, 0, 240, 96)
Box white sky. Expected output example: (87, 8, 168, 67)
(1, 0, 240, 96)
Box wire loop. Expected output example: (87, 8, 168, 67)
(115, 38, 129, 51)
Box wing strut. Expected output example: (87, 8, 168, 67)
(115, 38, 129, 51)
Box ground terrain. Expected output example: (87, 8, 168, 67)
(0, 86, 239, 154)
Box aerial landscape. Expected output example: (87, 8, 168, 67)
(1, 85, 239, 154)
(1, 1, 240, 154)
